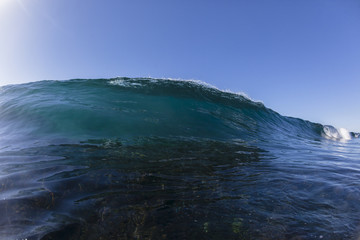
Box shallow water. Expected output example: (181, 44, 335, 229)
(0, 78, 359, 239)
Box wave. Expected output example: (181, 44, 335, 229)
(0, 77, 356, 150)
(1, 77, 360, 240)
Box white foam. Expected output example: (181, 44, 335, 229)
(322, 125, 352, 141)
(109, 79, 143, 87)
(110, 77, 263, 104)
(338, 128, 351, 140)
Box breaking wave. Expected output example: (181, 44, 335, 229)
(0, 77, 355, 150)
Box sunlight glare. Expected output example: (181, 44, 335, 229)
(0, 0, 12, 8)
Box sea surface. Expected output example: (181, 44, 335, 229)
(0, 78, 359, 240)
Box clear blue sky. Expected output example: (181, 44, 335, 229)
(1, 0, 359, 131)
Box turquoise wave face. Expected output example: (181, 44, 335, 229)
(0, 78, 327, 148)
(0, 78, 359, 240)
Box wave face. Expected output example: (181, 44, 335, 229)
(0, 78, 360, 239)
(0, 78, 326, 147)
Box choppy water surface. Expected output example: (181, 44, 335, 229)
(0, 78, 359, 239)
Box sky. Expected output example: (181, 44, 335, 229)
(0, 0, 359, 131)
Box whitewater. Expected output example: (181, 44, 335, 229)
(0, 78, 359, 239)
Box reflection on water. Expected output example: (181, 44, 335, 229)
(0, 137, 360, 239)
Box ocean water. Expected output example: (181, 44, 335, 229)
(0, 78, 359, 240)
